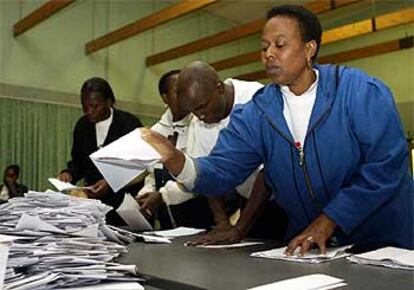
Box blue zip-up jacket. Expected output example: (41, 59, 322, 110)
(193, 64, 414, 249)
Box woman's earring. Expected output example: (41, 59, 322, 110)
(306, 58, 312, 70)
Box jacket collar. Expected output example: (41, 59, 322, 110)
(253, 64, 339, 143)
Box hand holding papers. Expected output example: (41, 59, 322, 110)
(90, 128, 161, 192)
(347, 247, 414, 270)
(116, 194, 153, 232)
(251, 245, 352, 264)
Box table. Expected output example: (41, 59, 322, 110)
(119, 238, 413, 290)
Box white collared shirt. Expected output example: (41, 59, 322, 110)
(177, 79, 264, 197)
(95, 108, 113, 148)
(281, 69, 319, 148)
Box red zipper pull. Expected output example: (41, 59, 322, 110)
(295, 142, 304, 166)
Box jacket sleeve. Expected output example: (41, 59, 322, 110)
(323, 76, 411, 234)
(123, 112, 142, 132)
(65, 121, 85, 184)
(192, 104, 264, 196)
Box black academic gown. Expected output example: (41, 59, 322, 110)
(65, 108, 143, 224)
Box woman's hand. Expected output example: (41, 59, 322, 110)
(186, 223, 244, 246)
(285, 214, 336, 256)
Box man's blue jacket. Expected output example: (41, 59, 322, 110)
(194, 64, 414, 249)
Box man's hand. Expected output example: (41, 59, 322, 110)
(86, 179, 110, 199)
(58, 171, 72, 183)
(141, 128, 186, 176)
(186, 225, 244, 246)
(136, 192, 163, 219)
(285, 213, 336, 256)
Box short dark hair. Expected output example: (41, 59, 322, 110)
(158, 70, 180, 96)
(267, 5, 322, 60)
(6, 164, 20, 175)
(80, 77, 116, 103)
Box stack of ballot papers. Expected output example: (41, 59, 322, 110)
(347, 247, 414, 270)
(0, 191, 145, 290)
(0, 235, 13, 289)
(251, 245, 352, 264)
(90, 128, 161, 192)
(247, 274, 346, 290)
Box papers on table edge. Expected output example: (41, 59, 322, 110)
(116, 194, 153, 232)
(90, 128, 161, 192)
(48, 178, 91, 192)
(251, 245, 352, 264)
(247, 274, 346, 290)
(194, 241, 263, 249)
(144, 227, 205, 238)
(347, 246, 414, 270)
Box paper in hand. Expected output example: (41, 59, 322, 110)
(90, 128, 161, 192)
(116, 194, 153, 232)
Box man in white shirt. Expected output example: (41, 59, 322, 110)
(137, 70, 216, 229)
(175, 61, 287, 244)
(141, 63, 288, 241)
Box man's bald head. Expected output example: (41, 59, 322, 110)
(177, 61, 227, 124)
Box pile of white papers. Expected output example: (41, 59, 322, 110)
(347, 247, 414, 270)
(247, 273, 346, 290)
(0, 235, 13, 289)
(0, 191, 144, 289)
(90, 129, 161, 192)
(251, 245, 352, 264)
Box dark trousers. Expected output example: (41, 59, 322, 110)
(241, 197, 288, 241)
(157, 195, 215, 230)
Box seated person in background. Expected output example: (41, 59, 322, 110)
(0, 164, 28, 203)
(139, 62, 283, 243)
(143, 5, 413, 253)
(58, 77, 143, 225)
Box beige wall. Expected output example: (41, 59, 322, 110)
(0, 0, 413, 131)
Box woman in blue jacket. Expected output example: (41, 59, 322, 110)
(143, 4, 413, 254)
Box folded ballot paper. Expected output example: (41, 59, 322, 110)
(251, 245, 352, 264)
(347, 247, 414, 270)
(90, 128, 161, 192)
(247, 274, 346, 290)
(116, 193, 153, 232)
